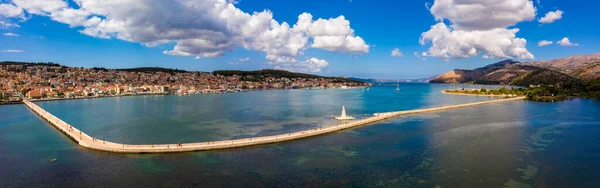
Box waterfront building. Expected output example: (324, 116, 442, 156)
(26, 89, 43, 99)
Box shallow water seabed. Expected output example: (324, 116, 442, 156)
(1, 84, 599, 187)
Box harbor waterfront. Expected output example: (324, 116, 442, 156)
(23, 93, 524, 153)
(1, 84, 599, 187)
(3, 0, 599, 186)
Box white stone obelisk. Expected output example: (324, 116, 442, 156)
(335, 106, 355, 120)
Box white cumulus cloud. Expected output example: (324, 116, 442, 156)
(12, 0, 67, 16)
(2, 49, 23, 53)
(420, 23, 533, 60)
(0, 20, 19, 29)
(557, 37, 578, 46)
(413, 52, 427, 60)
(228, 57, 250, 65)
(537, 40, 553, 46)
(274, 58, 329, 73)
(0, 3, 24, 18)
(311, 35, 368, 53)
(0, 3, 25, 28)
(49, 8, 92, 27)
(3, 32, 19, 37)
(4, 0, 369, 70)
(391, 48, 404, 57)
(539, 10, 563, 24)
(419, 0, 536, 60)
(428, 0, 536, 30)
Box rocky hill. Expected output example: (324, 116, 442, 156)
(430, 53, 600, 86)
(528, 53, 600, 76)
(570, 61, 600, 80)
(509, 68, 581, 87)
(472, 65, 539, 85)
(429, 60, 520, 84)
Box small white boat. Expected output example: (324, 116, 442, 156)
(395, 81, 400, 91)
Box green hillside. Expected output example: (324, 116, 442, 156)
(213, 69, 362, 83)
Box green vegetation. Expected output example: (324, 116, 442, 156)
(581, 78, 600, 100)
(0, 62, 192, 74)
(1, 61, 63, 73)
(446, 66, 600, 102)
(570, 61, 600, 80)
(473, 79, 501, 85)
(215, 69, 321, 78)
(510, 68, 582, 88)
(347, 77, 378, 84)
(521, 78, 600, 102)
(213, 69, 362, 83)
(428, 79, 446, 84)
(524, 86, 569, 102)
(117, 67, 190, 73)
(503, 68, 600, 101)
(92, 67, 108, 71)
(445, 79, 600, 102)
(445, 87, 526, 96)
(445, 86, 582, 102)
(0, 61, 61, 67)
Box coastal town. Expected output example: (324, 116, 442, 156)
(0, 62, 367, 103)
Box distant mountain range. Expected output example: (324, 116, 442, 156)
(430, 53, 600, 86)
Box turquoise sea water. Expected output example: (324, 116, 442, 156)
(1, 83, 599, 187)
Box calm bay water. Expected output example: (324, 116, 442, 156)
(1, 83, 599, 187)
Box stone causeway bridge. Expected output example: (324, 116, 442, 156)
(23, 96, 525, 153)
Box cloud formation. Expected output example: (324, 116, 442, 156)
(0, 3, 23, 18)
(0, 0, 370, 73)
(420, 0, 536, 60)
(557, 37, 578, 46)
(391, 48, 404, 57)
(420, 22, 534, 60)
(413, 52, 427, 60)
(227, 57, 250, 65)
(274, 58, 329, 73)
(0, 3, 24, 28)
(2, 49, 23, 53)
(539, 10, 563, 24)
(428, 0, 536, 30)
(12, 0, 67, 15)
(3, 32, 19, 37)
(538, 40, 553, 47)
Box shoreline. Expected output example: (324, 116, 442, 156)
(1, 93, 171, 105)
(3, 86, 368, 105)
(28, 93, 170, 103)
(440, 90, 521, 97)
(23, 96, 525, 153)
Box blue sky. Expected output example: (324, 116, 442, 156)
(0, 0, 598, 79)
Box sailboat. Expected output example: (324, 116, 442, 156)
(362, 88, 365, 93)
(395, 81, 400, 91)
